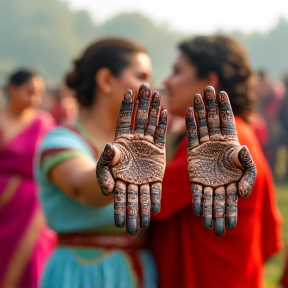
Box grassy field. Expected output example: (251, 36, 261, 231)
(264, 182, 288, 287)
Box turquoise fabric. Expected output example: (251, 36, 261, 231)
(41, 247, 157, 288)
(35, 127, 115, 233)
(35, 127, 157, 288)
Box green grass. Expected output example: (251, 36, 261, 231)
(264, 182, 288, 287)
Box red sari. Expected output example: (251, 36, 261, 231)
(149, 116, 282, 288)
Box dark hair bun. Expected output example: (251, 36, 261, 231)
(65, 71, 79, 90)
(65, 58, 82, 89)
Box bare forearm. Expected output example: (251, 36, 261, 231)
(73, 169, 113, 207)
(49, 157, 113, 208)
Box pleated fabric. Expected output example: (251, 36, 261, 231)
(40, 247, 157, 288)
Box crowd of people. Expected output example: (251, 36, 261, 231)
(0, 34, 287, 288)
(252, 70, 288, 180)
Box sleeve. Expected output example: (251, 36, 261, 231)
(152, 137, 192, 221)
(37, 127, 94, 178)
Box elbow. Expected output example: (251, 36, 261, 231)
(70, 187, 97, 207)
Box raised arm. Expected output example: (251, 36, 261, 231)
(49, 155, 112, 207)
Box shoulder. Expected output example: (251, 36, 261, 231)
(235, 117, 261, 150)
(39, 126, 92, 156)
(235, 116, 270, 175)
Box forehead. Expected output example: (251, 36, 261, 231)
(29, 76, 44, 88)
(173, 52, 192, 68)
(129, 52, 152, 71)
(16, 76, 44, 93)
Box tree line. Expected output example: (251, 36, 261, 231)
(0, 0, 287, 86)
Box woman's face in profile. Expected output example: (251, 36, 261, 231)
(108, 52, 152, 115)
(164, 52, 208, 116)
(9, 76, 44, 110)
(117, 52, 152, 94)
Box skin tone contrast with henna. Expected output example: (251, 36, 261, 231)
(186, 85, 257, 236)
(96, 83, 167, 236)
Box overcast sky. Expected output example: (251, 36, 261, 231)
(65, 0, 288, 34)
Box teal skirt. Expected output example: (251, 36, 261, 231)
(40, 247, 158, 288)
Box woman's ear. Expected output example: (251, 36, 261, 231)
(206, 72, 220, 89)
(95, 68, 113, 94)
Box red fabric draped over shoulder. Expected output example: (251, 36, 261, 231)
(149, 116, 282, 288)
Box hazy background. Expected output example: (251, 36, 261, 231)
(0, 0, 288, 86)
(0, 1, 288, 286)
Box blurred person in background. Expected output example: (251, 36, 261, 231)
(250, 71, 269, 153)
(0, 69, 56, 288)
(149, 35, 282, 288)
(279, 70, 288, 288)
(48, 84, 78, 126)
(255, 70, 286, 177)
(279, 70, 288, 180)
(34, 38, 158, 288)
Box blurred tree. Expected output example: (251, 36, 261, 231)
(99, 12, 186, 86)
(0, 0, 91, 83)
(228, 18, 288, 79)
(73, 9, 99, 44)
(0, 0, 287, 84)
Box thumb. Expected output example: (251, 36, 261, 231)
(236, 146, 257, 198)
(96, 143, 116, 196)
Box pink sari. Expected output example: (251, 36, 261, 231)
(0, 111, 56, 288)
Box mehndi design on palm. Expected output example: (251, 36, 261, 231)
(186, 86, 256, 236)
(96, 83, 167, 236)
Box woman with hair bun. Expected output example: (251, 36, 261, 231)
(35, 38, 159, 288)
(0, 69, 55, 288)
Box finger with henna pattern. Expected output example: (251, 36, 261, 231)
(203, 187, 213, 229)
(114, 180, 126, 228)
(134, 83, 151, 137)
(96, 143, 116, 196)
(139, 184, 150, 228)
(237, 146, 257, 198)
(145, 91, 161, 142)
(127, 184, 139, 235)
(115, 90, 133, 138)
(151, 182, 162, 214)
(226, 183, 238, 229)
(191, 183, 202, 216)
(214, 186, 225, 236)
(186, 107, 199, 149)
(194, 94, 210, 143)
(155, 110, 167, 148)
(203, 86, 222, 140)
(217, 91, 238, 141)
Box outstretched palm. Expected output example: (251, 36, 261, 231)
(96, 84, 167, 235)
(186, 86, 256, 236)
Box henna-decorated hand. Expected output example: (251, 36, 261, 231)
(186, 86, 256, 236)
(96, 83, 167, 236)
